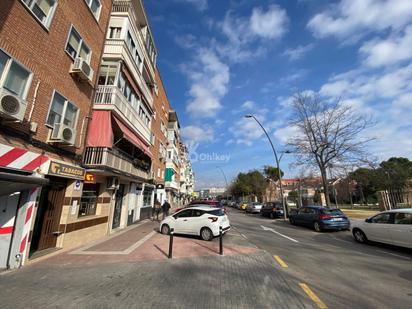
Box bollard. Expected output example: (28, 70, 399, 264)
(168, 228, 174, 259)
(219, 226, 223, 255)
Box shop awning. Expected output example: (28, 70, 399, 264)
(86, 110, 113, 147)
(0, 171, 49, 196)
(112, 116, 152, 157)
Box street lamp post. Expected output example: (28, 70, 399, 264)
(245, 114, 287, 220)
(217, 166, 229, 202)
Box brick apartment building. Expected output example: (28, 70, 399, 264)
(0, 0, 194, 270)
(0, 0, 112, 269)
(151, 69, 171, 206)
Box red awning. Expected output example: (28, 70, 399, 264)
(112, 116, 152, 157)
(86, 110, 113, 147)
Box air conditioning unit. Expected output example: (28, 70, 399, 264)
(70, 57, 94, 82)
(0, 88, 27, 121)
(107, 177, 119, 190)
(49, 123, 76, 145)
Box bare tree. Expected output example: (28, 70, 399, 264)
(287, 92, 375, 207)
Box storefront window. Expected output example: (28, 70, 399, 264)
(79, 184, 99, 217)
(142, 188, 152, 207)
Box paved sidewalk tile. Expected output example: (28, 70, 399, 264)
(0, 251, 314, 309)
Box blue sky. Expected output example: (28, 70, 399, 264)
(145, 0, 412, 189)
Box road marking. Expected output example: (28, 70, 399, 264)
(241, 233, 248, 239)
(260, 225, 299, 243)
(299, 283, 327, 309)
(273, 255, 288, 268)
(375, 250, 412, 260)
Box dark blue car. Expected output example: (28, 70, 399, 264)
(289, 206, 350, 232)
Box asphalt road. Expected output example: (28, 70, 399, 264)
(227, 207, 412, 309)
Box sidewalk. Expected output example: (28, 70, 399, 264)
(0, 218, 315, 308)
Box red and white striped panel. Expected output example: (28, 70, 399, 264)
(0, 144, 49, 172)
(19, 187, 40, 262)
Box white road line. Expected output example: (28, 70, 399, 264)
(241, 233, 248, 239)
(375, 250, 412, 260)
(260, 225, 299, 243)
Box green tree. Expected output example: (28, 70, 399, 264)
(263, 165, 284, 181)
(230, 170, 267, 200)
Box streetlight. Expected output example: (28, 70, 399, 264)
(245, 114, 287, 220)
(216, 166, 229, 202)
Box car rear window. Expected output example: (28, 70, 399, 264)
(323, 209, 344, 216)
(207, 209, 225, 216)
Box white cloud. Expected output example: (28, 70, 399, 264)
(307, 0, 412, 40)
(185, 49, 229, 118)
(250, 5, 289, 39)
(174, 0, 208, 11)
(360, 25, 412, 67)
(181, 125, 214, 144)
(283, 44, 314, 61)
(229, 115, 269, 145)
(274, 125, 301, 144)
(241, 100, 256, 110)
(217, 5, 288, 62)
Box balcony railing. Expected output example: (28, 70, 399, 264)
(165, 181, 180, 191)
(84, 147, 150, 180)
(94, 85, 151, 143)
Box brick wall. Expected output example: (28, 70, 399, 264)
(0, 0, 112, 159)
(151, 68, 171, 184)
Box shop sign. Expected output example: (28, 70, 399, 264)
(84, 173, 96, 184)
(48, 161, 85, 180)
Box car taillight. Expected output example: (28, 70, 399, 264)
(208, 217, 218, 223)
(320, 214, 332, 220)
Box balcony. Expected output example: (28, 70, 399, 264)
(94, 85, 151, 144)
(103, 38, 153, 108)
(165, 181, 179, 191)
(112, 1, 156, 81)
(84, 147, 149, 180)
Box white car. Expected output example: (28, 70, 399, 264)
(246, 202, 263, 213)
(351, 208, 412, 249)
(160, 206, 230, 241)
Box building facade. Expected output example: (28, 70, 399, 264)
(0, 0, 112, 269)
(0, 0, 194, 270)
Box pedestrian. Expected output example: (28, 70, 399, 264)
(162, 199, 171, 219)
(153, 199, 161, 221)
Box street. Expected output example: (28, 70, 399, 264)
(227, 208, 412, 309)
(0, 208, 411, 309)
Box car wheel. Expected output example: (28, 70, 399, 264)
(161, 224, 170, 235)
(270, 213, 275, 219)
(289, 217, 295, 225)
(200, 227, 213, 241)
(314, 221, 322, 232)
(353, 228, 367, 243)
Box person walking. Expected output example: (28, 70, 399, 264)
(162, 200, 171, 219)
(153, 199, 161, 221)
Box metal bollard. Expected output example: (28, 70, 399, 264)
(168, 228, 174, 259)
(219, 226, 223, 255)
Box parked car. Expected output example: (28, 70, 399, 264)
(160, 206, 230, 241)
(239, 202, 248, 210)
(260, 202, 284, 219)
(289, 206, 350, 232)
(351, 209, 412, 249)
(246, 202, 263, 213)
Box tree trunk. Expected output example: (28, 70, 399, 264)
(320, 167, 330, 207)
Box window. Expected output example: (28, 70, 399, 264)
(174, 209, 192, 218)
(0, 49, 32, 99)
(46, 91, 79, 128)
(193, 209, 204, 217)
(65, 26, 91, 63)
(84, 0, 101, 20)
(157, 168, 161, 178)
(22, 0, 57, 28)
(98, 64, 118, 86)
(142, 188, 152, 207)
(394, 213, 412, 225)
(108, 27, 122, 39)
(79, 184, 99, 217)
(371, 213, 392, 224)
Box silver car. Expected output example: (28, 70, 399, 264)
(246, 202, 263, 213)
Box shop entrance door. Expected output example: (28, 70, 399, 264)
(112, 184, 124, 229)
(31, 178, 66, 253)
